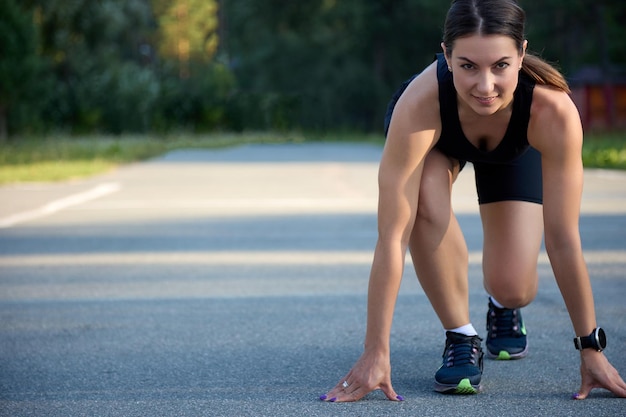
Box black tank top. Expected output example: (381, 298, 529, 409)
(435, 53, 536, 164)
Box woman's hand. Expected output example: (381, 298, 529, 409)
(574, 350, 626, 399)
(320, 349, 403, 402)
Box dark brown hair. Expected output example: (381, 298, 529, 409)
(442, 0, 570, 93)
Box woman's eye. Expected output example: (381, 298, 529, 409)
(496, 62, 510, 69)
(461, 64, 474, 70)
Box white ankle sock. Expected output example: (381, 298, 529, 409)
(490, 296, 505, 309)
(445, 323, 478, 337)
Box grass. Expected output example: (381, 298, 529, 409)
(0, 132, 307, 184)
(581, 132, 626, 170)
(0, 131, 624, 184)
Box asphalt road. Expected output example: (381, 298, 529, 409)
(0, 142, 625, 417)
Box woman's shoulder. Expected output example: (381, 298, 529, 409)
(401, 61, 439, 102)
(390, 61, 440, 128)
(528, 84, 582, 150)
(531, 84, 577, 117)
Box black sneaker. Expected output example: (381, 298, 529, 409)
(486, 299, 528, 360)
(434, 331, 483, 394)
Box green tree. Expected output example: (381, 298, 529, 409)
(0, 0, 50, 139)
(224, 0, 447, 131)
(152, 0, 219, 78)
(6, 0, 625, 135)
(149, 0, 238, 132)
(25, 0, 160, 133)
(522, 0, 626, 73)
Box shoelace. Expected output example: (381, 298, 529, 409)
(443, 341, 479, 367)
(489, 307, 521, 338)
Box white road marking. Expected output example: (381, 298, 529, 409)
(0, 182, 121, 228)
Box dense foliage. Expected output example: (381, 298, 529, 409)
(1, 0, 625, 138)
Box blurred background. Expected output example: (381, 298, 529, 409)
(2, 0, 626, 139)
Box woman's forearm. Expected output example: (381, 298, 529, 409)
(547, 242, 597, 336)
(363, 238, 407, 354)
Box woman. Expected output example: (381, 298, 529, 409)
(320, 0, 626, 402)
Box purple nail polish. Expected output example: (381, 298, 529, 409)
(329, 397, 337, 402)
(319, 394, 327, 401)
(396, 395, 405, 401)
(572, 393, 580, 400)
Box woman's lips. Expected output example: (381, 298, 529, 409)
(473, 95, 497, 105)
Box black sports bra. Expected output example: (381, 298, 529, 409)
(435, 53, 536, 164)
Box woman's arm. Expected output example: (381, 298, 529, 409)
(530, 87, 594, 336)
(530, 86, 626, 399)
(322, 63, 441, 402)
(365, 89, 438, 352)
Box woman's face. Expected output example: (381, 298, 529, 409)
(442, 34, 526, 117)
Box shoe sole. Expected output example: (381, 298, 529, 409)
(486, 344, 528, 360)
(434, 378, 481, 395)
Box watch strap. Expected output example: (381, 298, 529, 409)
(573, 327, 605, 351)
(573, 335, 593, 350)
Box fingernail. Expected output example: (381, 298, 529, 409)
(329, 397, 337, 402)
(319, 394, 327, 401)
(572, 393, 580, 400)
(396, 395, 405, 401)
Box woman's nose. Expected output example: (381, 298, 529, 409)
(476, 71, 495, 95)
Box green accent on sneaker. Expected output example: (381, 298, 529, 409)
(455, 378, 478, 395)
(497, 350, 511, 360)
(486, 299, 528, 359)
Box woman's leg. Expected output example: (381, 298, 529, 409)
(474, 148, 544, 307)
(408, 149, 468, 329)
(480, 201, 543, 308)
(409, 150, 484, 394)
(480, 200, 543, 359)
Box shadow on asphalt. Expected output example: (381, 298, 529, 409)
(2, 213, 625, 256)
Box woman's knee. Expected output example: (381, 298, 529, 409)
(415, 188, 449, 228)
(484, 271, 538, 308)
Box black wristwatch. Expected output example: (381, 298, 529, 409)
(573, 327, 606, 352)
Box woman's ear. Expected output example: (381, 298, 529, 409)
(441, 42, 451, 70)
(520, 39, 528, 66)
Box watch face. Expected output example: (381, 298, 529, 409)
(595, 328, 607, 349)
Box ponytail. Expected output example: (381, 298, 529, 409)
(522, 53, 570, 94)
